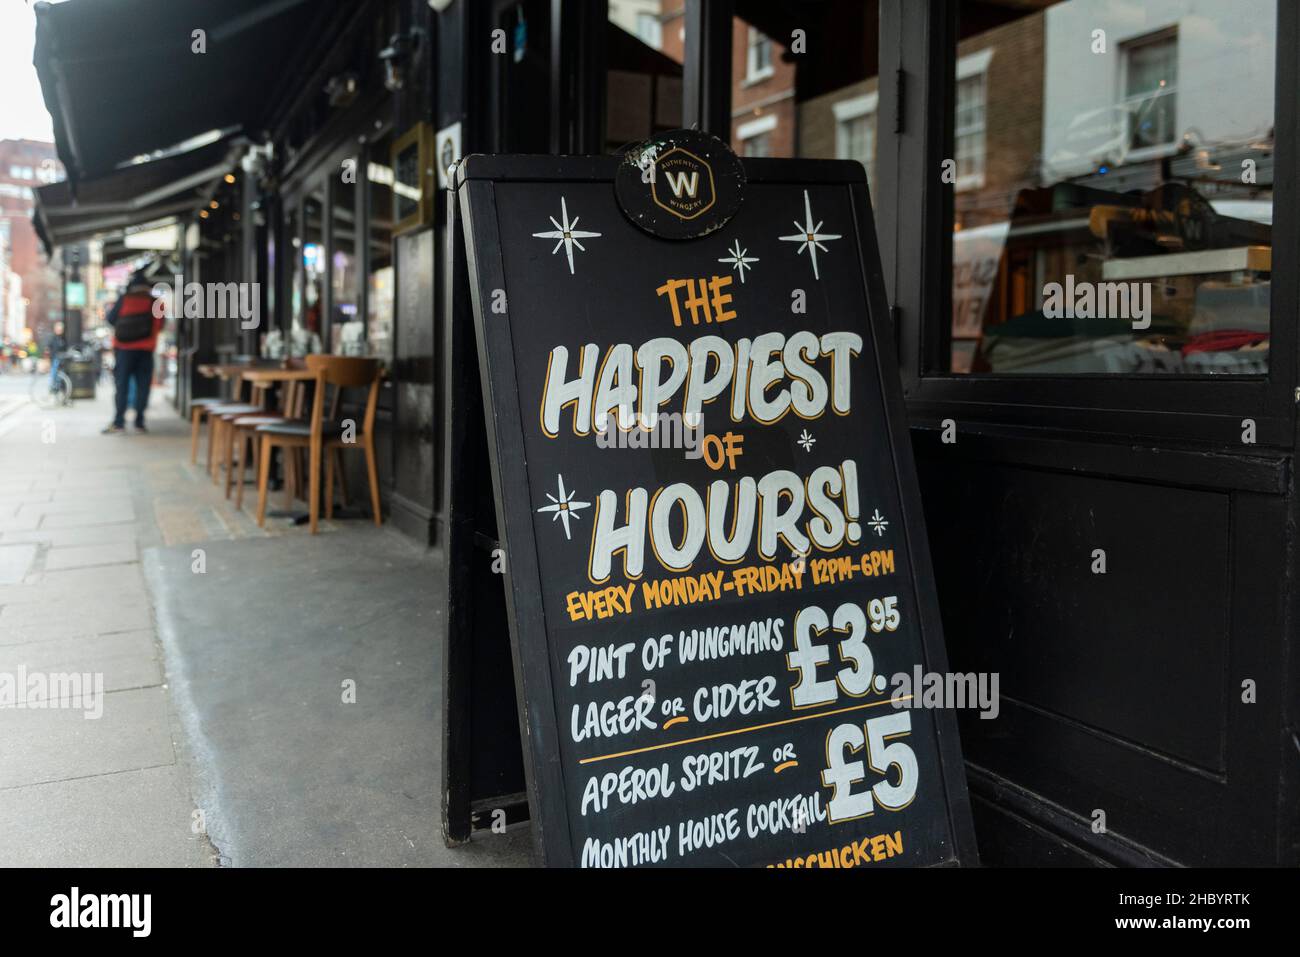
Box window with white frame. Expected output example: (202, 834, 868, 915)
(742, 134, 771, 158)
(1122, 30, 1178, 151)
(954, 49, 992, 190)
(738, 113, 777, 158)
(636, 12, 661, 49)
(746, 27, 773, 82)
(834, 92, 877, 186)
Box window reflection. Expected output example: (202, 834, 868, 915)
(367, 137, 395, 364)
(726, 3, 881, 202)
(268, 204, 301, 360)
(297, 189, 325, 356)
(606, 2, 683, 152)
(332, 166, 361, 355)
(640, 2, 883, 201)
(949, 0, 1275, 376)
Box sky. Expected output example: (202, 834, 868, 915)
(0, 1, 55, 142)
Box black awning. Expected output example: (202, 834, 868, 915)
(33, 0, 314, 182)
(33, 136, 242, 254)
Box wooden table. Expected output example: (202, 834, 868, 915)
(239, 368, 316, 384)
(196, 362, 253, 380)
(197, 362, 282, 402)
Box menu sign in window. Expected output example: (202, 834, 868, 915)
(457, 145, 974, 868)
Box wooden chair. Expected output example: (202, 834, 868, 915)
(193, 359, 289, 471)
(255, 355, 383, 534)
(197, 371, 262, 474)
(211, 381, 273, 485)
(227, 378, 305, 506)
(189, 398, 227, 463)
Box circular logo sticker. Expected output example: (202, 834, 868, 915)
(615, 129, 745, 240)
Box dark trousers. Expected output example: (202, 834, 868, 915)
(113, 349, 154, 427)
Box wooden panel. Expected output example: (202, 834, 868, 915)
(392, 227, 437, 541)
(920, 460, 1230, 771)
(914, 434, 1293, 864)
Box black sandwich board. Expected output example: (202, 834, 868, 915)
(443, 137, 976, 868)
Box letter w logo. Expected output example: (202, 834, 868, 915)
(664, 170, 699, 199)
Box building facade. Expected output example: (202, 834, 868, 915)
(0, 139, 62, 346)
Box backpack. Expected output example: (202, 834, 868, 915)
(114, 291, 156, 343)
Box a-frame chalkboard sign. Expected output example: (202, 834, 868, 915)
(442, 134, 977, 868)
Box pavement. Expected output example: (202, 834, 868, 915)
(0, 372, 532, 867)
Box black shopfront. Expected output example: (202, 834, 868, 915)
(35, 0, 1300, 866)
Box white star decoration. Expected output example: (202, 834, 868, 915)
(779, 189, 842, 280)
(718, 239, 759, 283)
(868, 509, 889, 537)
(532, 197, 601, 275)
(537, 475, 591, 540)
(797, 429, 816, 452)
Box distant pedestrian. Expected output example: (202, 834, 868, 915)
(47, 320, 68, 388)
(102, 267, 165, 434)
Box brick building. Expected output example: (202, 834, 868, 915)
(0, 139, 64, 346)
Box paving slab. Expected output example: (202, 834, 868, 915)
(0, 686, 176, 789)
(0, 630, 160, 698)
(41, 506, 137, 529)
(0, 545, 37, 585)
(17, 497, 134, 519)
(0, 524, 144, 549)
(0, 514, 42, 534)
(0, 608, 154, 644)
(12, 560, 144, 594)
(0, 765, 212, 867)
(44, 542, 139, 572)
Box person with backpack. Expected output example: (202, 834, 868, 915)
(102, 266, 165, 434)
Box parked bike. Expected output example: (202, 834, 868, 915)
(29, 347, 91, 409)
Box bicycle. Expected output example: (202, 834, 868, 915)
(29, 350, 82, 409)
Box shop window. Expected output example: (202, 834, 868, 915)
(945, 0, 1275, 376)
(265, 214, 277, 337)
(296, 189, 325, 356)
(366, 135, 395, 364)
(274, 204, 301, 360)
(331, 167, 361, 355)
